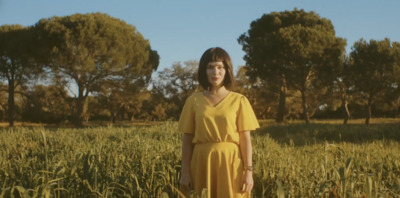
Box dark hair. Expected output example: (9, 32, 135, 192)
(198, 47, 235, 90)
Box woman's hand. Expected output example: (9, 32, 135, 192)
(239, 131, 254, 192)
(180, 133, 194, 190)
(180, 168, 192, 190)
(241, 170, 254, 193)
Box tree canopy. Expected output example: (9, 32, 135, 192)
(350, 38, 400, 124)
(34, 13, 159, 126)
(238, 9, 346, 123)
(0, 25, 41, 126)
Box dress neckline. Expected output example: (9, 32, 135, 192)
(202, 91, 232, 108)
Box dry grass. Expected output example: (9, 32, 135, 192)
(0, 120, 399, 197)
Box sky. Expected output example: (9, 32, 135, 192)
(1, 0, 400, 74)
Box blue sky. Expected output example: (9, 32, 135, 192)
(1, 0, 400, 74)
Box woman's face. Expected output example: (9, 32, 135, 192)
(206, 61, 226, 88)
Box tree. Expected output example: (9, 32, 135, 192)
(93, 50, 158, 123)
(393, 50, 400, 117)
(94, 80, 153, 123)
(235, 66, 276, 119)
(330, 57, 354, 124)
(151, 61, 199, 119)
(349, 38, 400, 124)
(22, 84, 72, 123)
(35, 13, 159, 126)
(238, 9, 346, 123)
(0, 83, 8, 121)
(0, 25, 42, 126)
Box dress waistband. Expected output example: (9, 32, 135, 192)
(195, 141, 238, 146)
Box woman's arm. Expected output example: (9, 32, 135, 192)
(180, 133, 194, 188)
(239, 131, 254, 192)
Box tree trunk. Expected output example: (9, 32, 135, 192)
(341, 91, 350, 124)
(398, 105, 400, 117)
(276, 74, 287, 123)
(130, 112, 135, 122)
(300, 89, 310, 124)
(7, 79, 15, 127)
(74, 87, 87, 127)
(342, 100, 350, 125)
(365, 97, 372, 125)
(111, 111, 116, 123)
(75, 98, 84, 127)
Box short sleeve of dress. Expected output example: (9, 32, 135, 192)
(237, 96, 260, 132)
(178, 96, 195, 134)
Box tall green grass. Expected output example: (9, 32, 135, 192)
(253, 122, 400, 197)
(0, 121, 399, 197)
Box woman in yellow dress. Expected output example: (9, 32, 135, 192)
(178, 47, 259, 198)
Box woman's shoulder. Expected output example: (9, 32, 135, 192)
(229, 92, 253, 105)
(229, 91, 246, 99)
(190, 91, 203, 98)
(185, 91, 203, 101)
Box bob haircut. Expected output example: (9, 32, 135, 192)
(198, 47, 235, 90)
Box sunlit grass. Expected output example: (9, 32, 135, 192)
(0, 120, 399, 197)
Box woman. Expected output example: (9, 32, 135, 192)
(178, 47, 259, 198)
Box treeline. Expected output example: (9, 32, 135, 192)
(0, 13, 159, 127)
(239, 9, 400, 124)
(1, 10, 399, 127)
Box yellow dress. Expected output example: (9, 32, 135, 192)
(178, 91, 259, 198)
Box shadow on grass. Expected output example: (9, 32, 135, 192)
(254, 122, 400, 146)
(0, 121, 165, 130)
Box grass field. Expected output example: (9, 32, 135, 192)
(0, 119, 399, 197)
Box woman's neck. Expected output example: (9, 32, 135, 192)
(207, 86, 228, 95)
